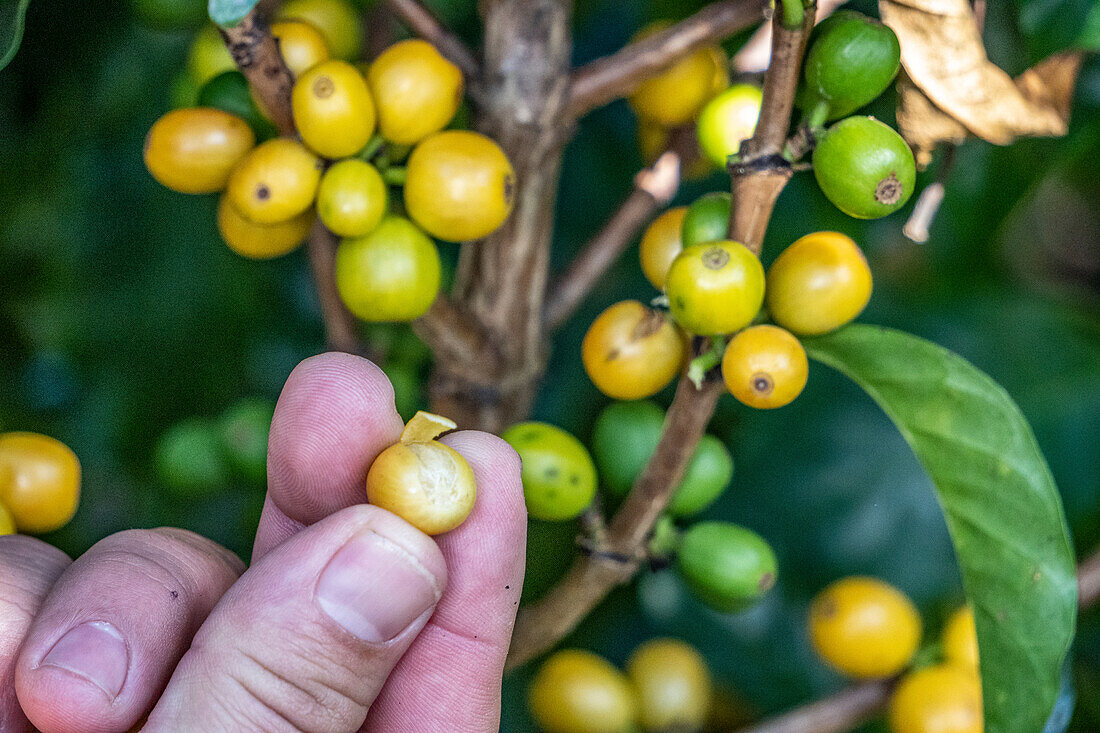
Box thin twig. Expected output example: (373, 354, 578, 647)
(543, 150, 682, 330)
(568, 0, 766, 118)
(304, 222, 369, 356)
(382, 0, 480, 79)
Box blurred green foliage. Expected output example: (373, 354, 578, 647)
(2, 0, 1100, 730)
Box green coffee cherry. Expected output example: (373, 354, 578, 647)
(676, 521, 777, 612)
(681, 192, 732, 248)
(503, 422, 598, 521)
(218, 398, 275, 484)
(812, 116, 916, 219)
(668, 435, 733, 517)
(155, 418, 229, 495)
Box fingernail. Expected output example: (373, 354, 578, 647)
(41, 621, 128, 699)
(316, 531, 441, 643)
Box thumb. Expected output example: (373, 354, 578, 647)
(144, 505, 446, 732)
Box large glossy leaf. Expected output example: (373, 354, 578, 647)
(208, 0, 260, 28)
(0, 0, 31, 72)
(804, 325, 1077, 733)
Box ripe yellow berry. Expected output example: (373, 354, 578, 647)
(809, 576, 922, 679)
(271, 20, 330, 78)
(629, 24, 728, 126)
(292, 60, 376, 159)
(365, 412, 476, 535)
(942, 606, 980, 672)
(626, 639, 712, 732)
(639, 206, 687, 291)
(227, 138, 322, 224)
(0, 432, 81, 534)
(888, 664, 983, 733)
(278, 0, 362, 61)
(367, 39, 464, 145)
(665, 241, 765, 336)
(722, 325, 808, 409)
(766, 231, 872, 336)
(317, 159, 388, 237)
(581, 300, 684, 401)
(404, 130, 515, 242)
(216, 195, 313, 259)
(528, 650, 638, 733)
(144, 108, 255, 194)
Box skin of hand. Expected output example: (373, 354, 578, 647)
(0, 352, 527, 733)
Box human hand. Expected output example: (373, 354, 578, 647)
(0, 353, 527, 732)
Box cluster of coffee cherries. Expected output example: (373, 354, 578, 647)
(528, 638, 740, 733)
(503, 401, 776, 614)
(144, 7, 514, 324)
(0, 432, 81, 536)
(809, 577, 983, 733)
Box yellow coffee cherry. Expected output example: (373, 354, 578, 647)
(629, 23, 728, 126)
(144, 108, 255, 194)
(665, 241, 765, 336)
(271, 20, 330, 77)
(188, 25, 236, 86)
(335, 216, 441, 322)
(809, 576, 922, 679)
(639, 206, 687, 291)
(278, 0, 363, 61)
(722, 325, 808, 409)
(766, 231, 872, 336)
(942, 606, 979, 672)
(582, 300, 684, 401)
(292, 60, 376, 159)
(216, 195, 313, 259)
(404, 130, 515, 242)
(367, 39, 464, 145)
(227, 138, 322, 224)
(528, 649, 638, 733)
(317, 159, 388, 237)
(365, 412, 476, 535)
(0, 502, 16, 535)
(626, 639, 712, 732)
(0, 432, 81, 534)
(889, 664, 983, 733)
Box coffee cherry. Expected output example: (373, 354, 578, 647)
(766, 231, 872, 336)
(317, 159, 388, 237)
(0, 501, 15, 535)
(278, 0, 363, 61)
(813, 116, 916, 219)
(942, 606, 979, 672)
(271, 20, 330, 77)
(0, 432, 81, 534)
(629, 24, 728, 127)
(502, 422, 597, 521)
(627, 639, 712, 732)
(639, 206, 687, 291)
(292, 60, 376, 159)
(227, 138, 322, 224)
(144, 108, 255, 194)
(681, 192, 731, 247)
(197, 71, 277, 140)
(581, 301, 684, 400)
(528, 650, 638, 733)
(367, 39, 464, 145)
(676, 521, 777, 612)
(217, 195, 312, 259)
(669, 434, 734, 517)
(404, 130, 515, 242)
(696, 83, 763, 167)
(366, 411, 476, 535)
(809, 576, 922, 678)
(188, 25, 236, 86)
(722, 325, 808, 409)
(798, 11, 900, 121)
(335, 216, 441, 322)
(888, 664, 982, 733)
(666, 241, 764, 336)
(218, 398, 275, 484)
(155, 418, 228, 496)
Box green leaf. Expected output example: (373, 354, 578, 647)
(208, 0, 260, 28)
(1016, 0, 1100, 55)
(0, 0, 31, 72)
(804, 325, 1077, 733)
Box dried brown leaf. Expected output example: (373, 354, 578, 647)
(896, 73, 969, 168)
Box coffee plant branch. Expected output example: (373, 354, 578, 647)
(381, 0, 480, 80)
(505, 4, 817, 670)
(732, 545, 1100, 733)
(569, 0, 766, 118)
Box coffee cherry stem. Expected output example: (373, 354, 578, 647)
(355, 133, 387, 163)
(779, 0, 806, 30)
(687, 336, 726, 388)
(382, 165, 408, 186)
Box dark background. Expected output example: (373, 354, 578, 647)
(1, 0, 1099, 729)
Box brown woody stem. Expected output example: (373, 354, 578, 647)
(382, 0, 480, 79)
(220, 12, 295, 135)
